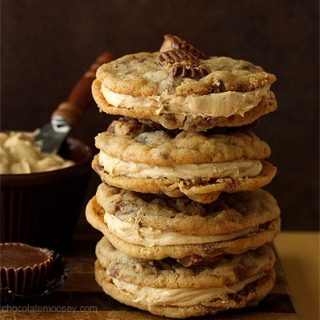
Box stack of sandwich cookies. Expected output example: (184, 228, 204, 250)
(87, 34, 280, 318)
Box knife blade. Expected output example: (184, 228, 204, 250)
(36, 51, 115, 153)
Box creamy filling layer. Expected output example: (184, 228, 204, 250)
(98, 152, 263, 179)
(101, 85, 270, 118)
(111, 274, 262, 307)
(103, 211, 258, 246)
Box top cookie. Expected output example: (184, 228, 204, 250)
(93, 35, 277, 131)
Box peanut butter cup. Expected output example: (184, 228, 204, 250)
(0, 243, 54, 296)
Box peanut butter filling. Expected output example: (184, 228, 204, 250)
(110, 274, 263, 307)
(98, 152, 262, 180)
(101, 84, 271, 118)
(103, 211, 261, 247)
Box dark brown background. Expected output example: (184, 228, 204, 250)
(1, 0, 319, 230)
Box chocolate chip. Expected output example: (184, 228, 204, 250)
(209, 81, 226, 93)
(107, 121, 116, 133)
(164, 113, 177, 123)
(139, 193, 157, 202)
(113, 203, 122, 212)
(259, 222, 270, 230)
(234, 266, 248, 281)
(108, 264, 119, 278)
(159, 152, 170, 160)
(228, 292, 242, 303)
(176, 254, 224, 267)
(137, 57, 146, 63)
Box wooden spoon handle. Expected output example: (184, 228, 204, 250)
(52, 52, 116, 126)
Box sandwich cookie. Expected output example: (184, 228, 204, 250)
(93, 118, 277, 203)
(92, 35, 277, 131)
(86, 183, 280, 260)
(95, 237, 276, 318)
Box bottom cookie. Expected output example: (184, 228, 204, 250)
(94, 237, 276, 319)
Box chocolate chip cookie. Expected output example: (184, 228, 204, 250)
(92, 35, 277, 131)
(86, 184, 280, 260)
(95, 237, 276, 318)
(93, 118, 277, 203)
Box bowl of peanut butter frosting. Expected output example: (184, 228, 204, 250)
(0, 131, 93, 251)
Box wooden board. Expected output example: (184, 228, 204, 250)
(0, 237, 300, 320)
